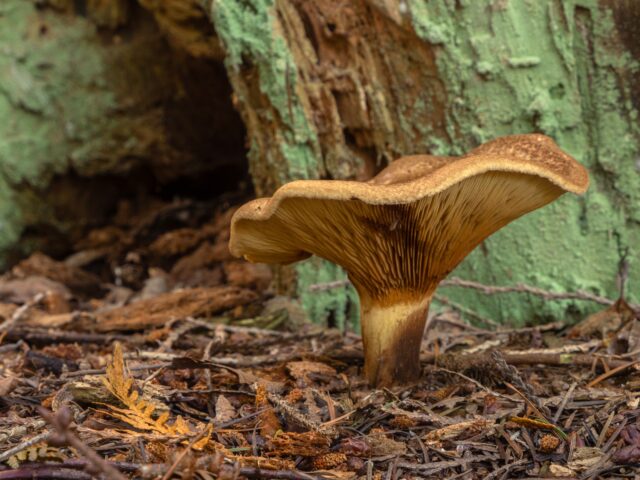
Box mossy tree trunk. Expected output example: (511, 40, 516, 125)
(208, 0, 640, 327)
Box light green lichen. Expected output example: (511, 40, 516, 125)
(0, 1, 181, 264)
(0, 1, 119, 260)
(407, 0, 639, 324)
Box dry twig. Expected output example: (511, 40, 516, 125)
(0, 293, 44, 334)
(39, 407, 128, 480)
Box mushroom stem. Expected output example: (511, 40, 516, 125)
(360, 295, 432, 387)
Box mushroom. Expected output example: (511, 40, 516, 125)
(229, 134, 589, 387)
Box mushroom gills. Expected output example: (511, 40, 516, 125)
(229, 134, 589, 387)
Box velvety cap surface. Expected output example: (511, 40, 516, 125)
(229, 134, 588, 304)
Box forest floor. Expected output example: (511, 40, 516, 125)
(0, 195, 639, 480)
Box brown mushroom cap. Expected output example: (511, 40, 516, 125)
(230, 134, 589, 386)
(229, 134, 588, 305)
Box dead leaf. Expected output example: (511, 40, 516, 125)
(366, 431, 407, 456)
(0, 277, 70, 304)
(0, 376, 17, 396)
(613, 444, 640, 464)
(100, 343, 192, 437)
(548, 464, 576, 477)
(287, 360, 337, 386)
(214, 395, 236, 423)
(567, 446, 604, 471)
(424, 418, 493, 444)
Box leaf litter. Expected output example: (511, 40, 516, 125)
(0, 197, 639, 479)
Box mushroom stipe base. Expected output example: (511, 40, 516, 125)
(360, 296, 431, 387)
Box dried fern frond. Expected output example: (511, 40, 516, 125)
(6, 443, 66, 469)
(100, 343, 192, 437)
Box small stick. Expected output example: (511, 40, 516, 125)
(552, 381, 577, 424)
(0, 293, 44, 334)
(616, 246, 630, 299)
(440, 277, 621, 307)
(202, 339, 216, 417)
(482, 458, 530, 480)
(505, 382, 549, 423)
(596, 410, 616, 448)
(434, 294, 499, 327)
(0, 460, 146, 476)
(186, 317, 287, 336)
(308, 279, 350, 292)
(603, 417, 627, 452)
(333, 343, 632, 371)
(230, 467, 322, 480)
(62, 362, 170, 378)
(160, 426, 210, 480)
(4, 328, 130, 345)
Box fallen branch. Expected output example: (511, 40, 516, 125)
(307, 277, 637, 309)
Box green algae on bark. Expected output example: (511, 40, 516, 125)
(0, 1, 244, 265)
(407, 0, 640, 324)
(0, 1, 120, 261)
(209, 0, 639, 327)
